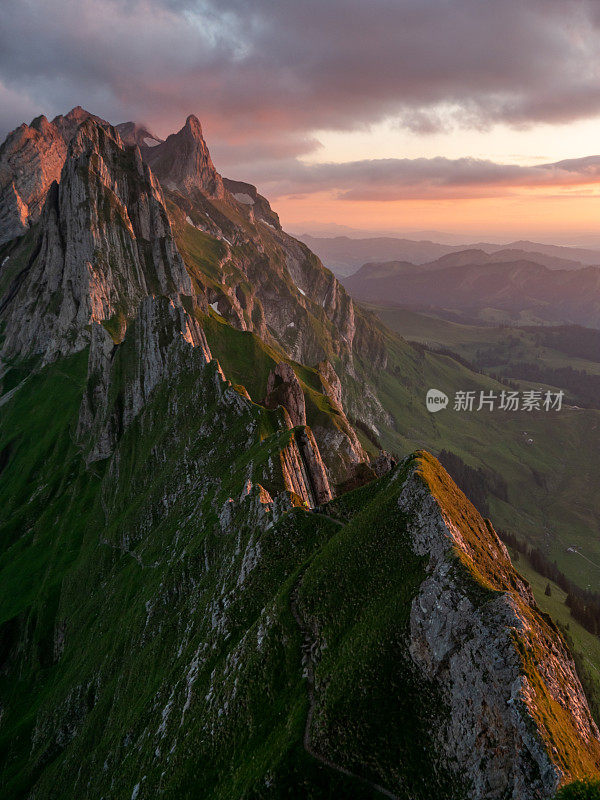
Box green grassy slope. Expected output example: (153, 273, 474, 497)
(510, 555, 600, 722)
(4, 343, 597, 797)
(367, 305, 600, 381)
(197, 287, 600, 595)
(141, 203, 600, 595)
(0, 346, 340, 798)
(166, 196, 600, 593)
(0, 349, 461, 799)
(340, 315, 600, 592)
(294, 469, 465, 798)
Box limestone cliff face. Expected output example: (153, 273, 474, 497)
(142, 115, 225, 200)
(125, 114, 387, 371)
(77, 293, 332, 510)
(0, 108, 386, 380)
(0, 107, 106, 245)
(77, 296, 212, 462)
(0, 115, 68, 244)
(0, 119, 191, 363)
(398, 453, 600, 799)
(264, 362, 307, 427)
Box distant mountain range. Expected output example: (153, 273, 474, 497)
(343, 250, 600, 327)
(299, 234, 600, 277)
(1, 107, 600, 798)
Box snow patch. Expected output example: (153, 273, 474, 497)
(131, 784, 140, 800)
(185, 216, 208, 233)
(297, 287, 306, 297)
(1, 256, 9, 267)
(287, 322, 295, 328)
(233, 192, 254, 205)
(143, 137, 161, 147)
(260, 219, 275, 229)
(210, 302, 221, 314)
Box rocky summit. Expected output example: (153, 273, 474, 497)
(0, 107, 599, 799)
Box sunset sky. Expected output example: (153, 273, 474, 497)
(3, 0, 600, 240)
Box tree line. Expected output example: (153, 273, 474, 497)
(439, 448, 600, 640)
(499, 529, 600, 638)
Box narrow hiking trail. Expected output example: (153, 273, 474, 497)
(290, 580, 401, 800)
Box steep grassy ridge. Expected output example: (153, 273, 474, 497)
(2, 344, 596, 798)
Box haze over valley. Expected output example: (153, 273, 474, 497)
(1, 2, 600, 798)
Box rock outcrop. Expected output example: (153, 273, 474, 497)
(371, 449, 397, 476)
(399, 452, 600, 798)
(317, 359, 343, 409)
(141, 114, 225, 199)
(0, 118, 192, 363)
(0, 114, 68, 244)
(295, 427, 333, 505)
(279, 427, 332, 507)
(264, 362, 306, 427)
(0, 107, 106, 245)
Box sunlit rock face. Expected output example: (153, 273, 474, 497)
(0, 106, 599, 800)
(0, 107, 108, 245)
(0, 118, 191, 363)
(141, 114, 226, 200)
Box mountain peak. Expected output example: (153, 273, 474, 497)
(50, 105, 93, 128)
(29, 114, 51, 134)
(0, 111, 191, 363)
(142, 114, 225, 199)
(184, 114, 203, 137)
(51, 106, 110, 145)
(69, 114, 124, 156)
(66, 104, 88, 119)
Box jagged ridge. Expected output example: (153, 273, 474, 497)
(0, 106, 599, 799)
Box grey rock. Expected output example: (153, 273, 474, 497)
(264, 362, 306, 427)
(142, 115, 225, 200)
(78, 296, 212, 462)
(0, 107, 108, 245)
(398, 463, 600, 799)
(1, 118, 192, 364)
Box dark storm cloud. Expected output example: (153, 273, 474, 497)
(2, 0, 600, 192)
(3, 0, 600, 134)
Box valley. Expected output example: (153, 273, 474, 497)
(0, 107, 598, 799)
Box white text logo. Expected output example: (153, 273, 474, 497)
(426, 389, 449, 412)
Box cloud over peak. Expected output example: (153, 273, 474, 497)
(3, 0, 600, 209)
(3, 1, 600, 148)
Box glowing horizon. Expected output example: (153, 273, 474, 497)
(4, 0, 600, 242)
